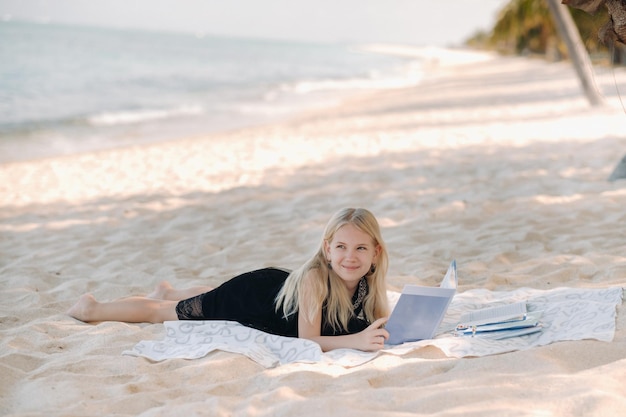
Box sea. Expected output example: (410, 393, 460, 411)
(0, 21, 425, 163)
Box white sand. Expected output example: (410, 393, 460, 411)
(1, 48, 626, 416)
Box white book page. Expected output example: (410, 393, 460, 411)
(458, 301, 527, 327)
(439, 260, 457, 289)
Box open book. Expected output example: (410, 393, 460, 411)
(385, 260, 457, 345)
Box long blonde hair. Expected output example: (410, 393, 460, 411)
(276, 208, 389, 333)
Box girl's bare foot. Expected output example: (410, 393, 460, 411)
(67, 293, 98, 322)
(147, 281, 173, 300)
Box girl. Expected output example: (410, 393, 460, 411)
(68, 207, 390, 351)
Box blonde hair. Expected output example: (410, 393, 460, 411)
(276, 208, 389, 333)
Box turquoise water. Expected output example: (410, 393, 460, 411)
(0, 21, 421, 162)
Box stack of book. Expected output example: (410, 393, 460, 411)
(454, 301, 543, 340)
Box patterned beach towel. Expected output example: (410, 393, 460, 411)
(123, 286, 623, 368)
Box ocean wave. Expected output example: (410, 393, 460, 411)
(87, 105, 204, 126)
(287, 64, 424, 95)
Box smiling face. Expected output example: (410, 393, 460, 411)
(324, 223, 380, 292)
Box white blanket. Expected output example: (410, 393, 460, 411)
(123, 286, 623, 368)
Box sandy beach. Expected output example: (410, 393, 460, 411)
(1, 47, 626, 416)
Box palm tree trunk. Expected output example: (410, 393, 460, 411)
(546, 0, 604, 106)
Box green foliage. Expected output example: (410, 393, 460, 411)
(466, 0, 609, 59)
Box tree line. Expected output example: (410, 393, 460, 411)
(466, 0, 623, 64)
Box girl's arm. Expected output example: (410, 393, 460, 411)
(296, 270, 389, 351)
(298, 314, 389, 352)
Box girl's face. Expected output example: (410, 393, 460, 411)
(325, 223, 380, 291)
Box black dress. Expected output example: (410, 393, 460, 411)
(175, 267, 370, 337)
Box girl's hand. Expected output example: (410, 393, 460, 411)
(358, 317, 389, 351)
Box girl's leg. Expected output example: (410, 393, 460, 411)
(67, 294, 179, 323)
(147, 281, 213, 301)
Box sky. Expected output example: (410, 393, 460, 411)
(0, 0, 510, 46)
